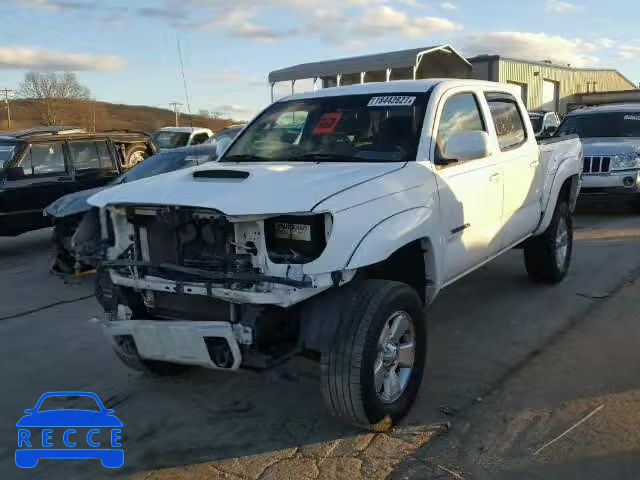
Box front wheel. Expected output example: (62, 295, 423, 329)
(524, 201, 573, 284)
(320, 280, 426, 430)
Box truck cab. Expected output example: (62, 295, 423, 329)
(88, 79, 582, 431)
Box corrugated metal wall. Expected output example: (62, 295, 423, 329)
(498, 59, 635, 112)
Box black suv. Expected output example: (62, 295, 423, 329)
(0, 126, 156, 236)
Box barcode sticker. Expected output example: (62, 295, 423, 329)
(367, 96, 416, 107)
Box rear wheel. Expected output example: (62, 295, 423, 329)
(320, 280, 426, 430)
(524, 201, 573, 284)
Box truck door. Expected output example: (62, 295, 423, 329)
(0, 142, 75, 234)
(68, 140, 120, 190)
(483, 93, 542, 248)
(433, 91, 504, 282)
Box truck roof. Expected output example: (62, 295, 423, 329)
(157, 127, 212, 134)
(278, 79, 522, 102)
(568, 103, 640, 115)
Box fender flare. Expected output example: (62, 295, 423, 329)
(535, 171, 581, 236)
(345, 207, 435, 270)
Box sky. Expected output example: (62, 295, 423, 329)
(1, 0, 639, 120)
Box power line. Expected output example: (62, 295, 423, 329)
(1, 88, 13, 129)
(176, 36, 193, 128)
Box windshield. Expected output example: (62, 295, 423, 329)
(0, 142, 19, 169)
(152, 131, 191, 149)
(114, 149, 214, 184)
(529, 115, 543, 133)
(556, 112, 640, 138)
(223, 93, 429, 163)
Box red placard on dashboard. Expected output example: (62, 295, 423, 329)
(313, 112, 343, 134)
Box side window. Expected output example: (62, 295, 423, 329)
(485, 94, 527, 150)
(70, 141, 103, 170)
(18, 143, 66, 176)
(96, 141, 116, 170)
(436, 93, 485, 164)
(190, 133, 209, 145)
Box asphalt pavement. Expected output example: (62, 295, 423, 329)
(1, 206, 639, 480)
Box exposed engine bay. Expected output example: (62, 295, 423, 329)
(95, 204, 349, 369)
(99, 205, 341, 300)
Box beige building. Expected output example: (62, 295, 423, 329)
(268, 46, 636, 114)
(469, 55, 636, 113)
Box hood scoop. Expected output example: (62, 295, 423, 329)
(193, 169, 250, 180)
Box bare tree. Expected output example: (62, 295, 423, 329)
(18, 72, 91, 125)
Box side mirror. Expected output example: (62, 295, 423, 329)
(442, 130, 492, 163)
(543, 126, 557, 137)
(6, 167, 25, 180)
(215, 137, 232, 159)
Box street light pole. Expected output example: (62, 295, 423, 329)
(1, 88, 12, 129)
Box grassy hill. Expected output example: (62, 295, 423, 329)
(0, 99, 235, 134)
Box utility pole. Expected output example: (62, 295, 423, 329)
(169, 101, 182, 127)
(1, 88, 12, 129)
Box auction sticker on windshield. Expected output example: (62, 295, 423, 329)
(367, 96, 416, 107)
(275, 222, 311, 241)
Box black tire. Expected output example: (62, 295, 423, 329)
(124, 144, 148, 168)
(524, 201, 573, 284)
(320, 280, 426, 430)
(111, 334, 191, 376)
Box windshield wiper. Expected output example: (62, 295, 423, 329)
(223, 154, 271, 162)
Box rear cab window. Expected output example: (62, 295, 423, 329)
(485, 93, 527, 150)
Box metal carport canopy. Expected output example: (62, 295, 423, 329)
(268, 45, 470, 83)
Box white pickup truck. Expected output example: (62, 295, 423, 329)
(87, 79, 582, 430)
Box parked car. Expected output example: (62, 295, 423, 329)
(205, 125, 244, 146)
(529, 110, 561, 139)
(152, 127, 213, 149)
(555, 103, 640, 206)
(87, 79, 582, 430)
(0, 129, 156, 237)
(45, 144, 219, 275)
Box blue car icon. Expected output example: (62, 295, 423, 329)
(16, 391, 123, 468)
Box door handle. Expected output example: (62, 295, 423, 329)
(530, 160, 540, 167)
(489, 173, 501, 182)
(57, 176, 73, 182)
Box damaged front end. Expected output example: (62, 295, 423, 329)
(50, 208, 103, 276)
(97, 204, 353, 370)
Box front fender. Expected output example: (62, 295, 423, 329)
(535, 170, 581, 235)
(346, 207, 436, 269)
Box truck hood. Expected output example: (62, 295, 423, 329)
(88, 162, 406, 215)
(45, 186, 107, 219)
(581, 137, 640, 156)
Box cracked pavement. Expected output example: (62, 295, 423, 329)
(2, 207, 640, 480)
